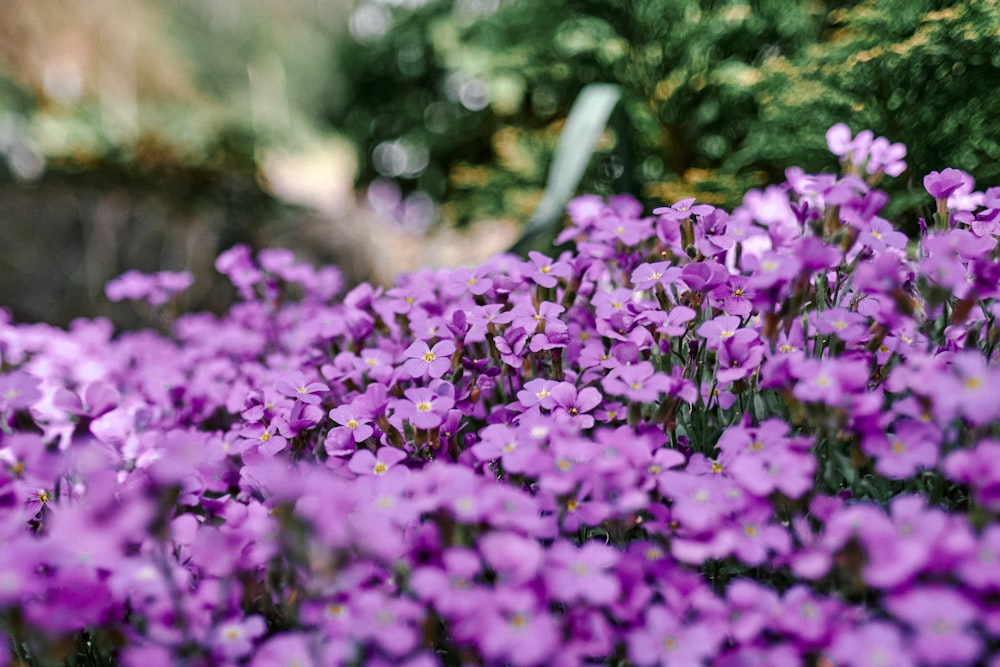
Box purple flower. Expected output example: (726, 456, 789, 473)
(814, 307, 869, 344)
(470, 588, 560, 667)
(212, 615, 266, 661)
(697, 315, 757, 350)
(348, 446, 407, 476)
(239, 421, 288, 455)
(791, 356, 868, 406)
(525, 250, 572, 288)
(924, 167, 971, 200)
(716, 339, 765, 385)
(549, 383, 602, 428)
(0, 371, 42, 411)
(105, 269, 194, 306)
(402, 339, 455, 379)
(957, 524, 1000, 590)
(479, 531, 545, 585)
(708, 275, 755, 317)
(886, 587, 983, 666)
(274, 371, 329, 405)
(626, 605, 722, 667)
(410, 548, 484, 617)
(829, 621, 914, 667)
(631, 262, 682, 291)
(325, 403, 374, 453)
(250, 633, 315, 667)
(396, 385, 455, 429)
(861, 419, 939, 479)
(516, 378, 560, 410)
(543, 539, 620, 605)
(601, 361, 672, 402)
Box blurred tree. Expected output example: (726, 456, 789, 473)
(0, 0, 363, 328)
(328, 0, 1000, 232)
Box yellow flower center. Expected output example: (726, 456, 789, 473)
(720, 329, 735, 338)
(422, 351, 436, 362)
(373, 462, 388, 475)
(260, 431, 271, 442)
(37, 490, 50, 504)
(566, 499, 579, 512)
(541, 265, 552, 274)
(510, 613, 528, 630)
(347, 419, 359, 429)
(416, 401, 432, 412)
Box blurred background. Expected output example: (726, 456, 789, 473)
(1, 0, 997, 329)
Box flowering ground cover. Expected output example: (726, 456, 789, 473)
(2, 125, 1000, 666)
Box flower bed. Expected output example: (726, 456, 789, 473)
(1, 126, 999, 666)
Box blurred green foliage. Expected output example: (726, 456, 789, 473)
(329, 0, 1000, 229)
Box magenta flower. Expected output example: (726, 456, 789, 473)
(924, 167, 971, 200)
(348, 446, 407, 476)
(212, 615, 266, 661)
(396, 386, 454, 429)
(479, 531, 545, 585)
(886, 587, 983, 666)
(829, 621, 914, 667)
(0, 371, 42, 411)
(549, 383, 602, 428)
(239, 421, 288, 455)
(274, 371, 329, 405)
(627, 605, 722, 667)
(859, 217, 909, 251)
(543, 539, 621, 605)
(105, 269, 194, 306)
(862, 419, 939, 479)
(814, 307, 868, 344)
(697, 314, 757, 350)
(631, 262, 682, 291)
(716, 339, 765, 385)
(325, 403, 374, 453)
(524, 250, 572, 288)
(708, 275, 755, 317)
(957, 524, 1000, 590)
(601, 361, 672, 402)
(402, 339, 455, 379)
(472, 588, 560, 667)
(516, 378, 560, 410)
(410, 548, 484, 617)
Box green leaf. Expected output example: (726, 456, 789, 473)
(510, 83, 621, 254)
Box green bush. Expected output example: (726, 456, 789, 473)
(329, 0, 1000, 230)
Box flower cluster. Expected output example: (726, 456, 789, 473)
(1, 127, 999, 666)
